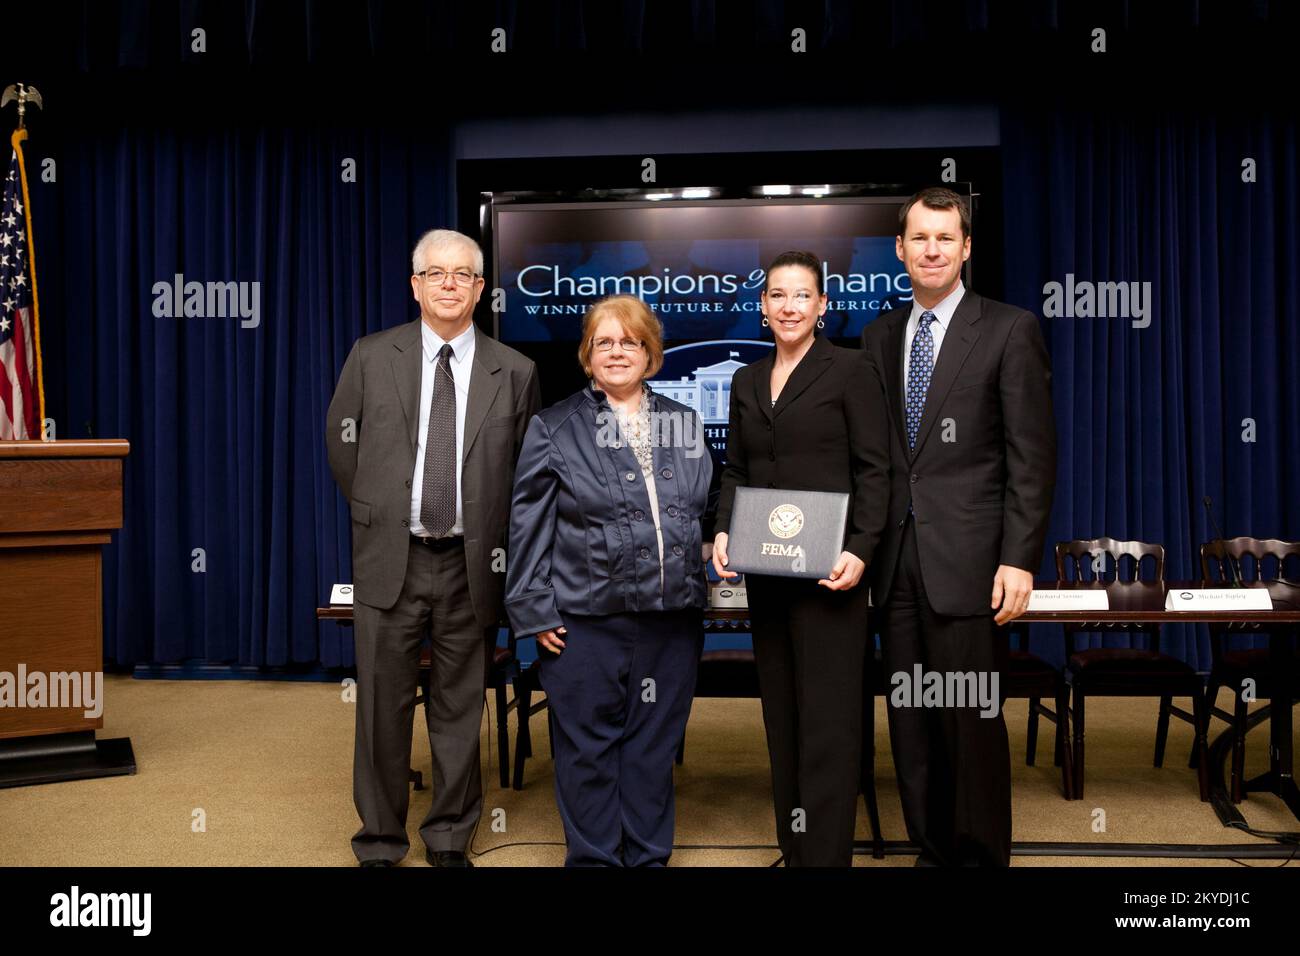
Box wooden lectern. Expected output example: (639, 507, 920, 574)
(0, 439, 136, 787)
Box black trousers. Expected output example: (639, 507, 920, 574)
(350, 536, 494, 864)
(882, 517, 1011, 866)
(748, 574, 870, 867)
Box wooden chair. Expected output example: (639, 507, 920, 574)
(686, 633, 886, 860)
(510, 655, 550, 790)
(415, 632, 516, 790)
(677, 646, 762, 765)
(1004, 622, 1073, 798)
(511, 644, 760, 790)
(1200, 537, 1300, 803)
(512, 617, 762, 787)
(1057, 538, 1209, 801)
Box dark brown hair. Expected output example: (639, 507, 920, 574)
(763, 250, 823, 295)
(897, 187, 971, 239)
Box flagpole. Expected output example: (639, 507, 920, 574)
(10, 127, 45, 434)
(2, 82, 45, 439)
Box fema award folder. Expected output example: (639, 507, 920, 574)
(724, 487, 849, 580)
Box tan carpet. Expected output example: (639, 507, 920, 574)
(1, 675, 1295, 866)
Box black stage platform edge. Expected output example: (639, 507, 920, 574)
(853, 840, 1300, 860)
(849, 696, 1300, 862)
(0, 732, 136, 789)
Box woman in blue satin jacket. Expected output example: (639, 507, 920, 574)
(505, 294, 712, 867)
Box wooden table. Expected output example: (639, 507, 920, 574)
(319, 579, 1300, 821)
(1017, 580, 1300, 820)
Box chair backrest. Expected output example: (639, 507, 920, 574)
(1199, 537, 1300, 584)
(1055, 537, 1165, 583)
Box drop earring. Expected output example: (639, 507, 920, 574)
(817, 317, 825, 329)
(761, 315, 770, 328)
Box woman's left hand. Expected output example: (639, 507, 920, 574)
(818, 551, 865, 591)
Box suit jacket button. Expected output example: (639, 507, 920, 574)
(639, 547, 651, 559)
(625, 471, 636, 481)
(910, 474, 919, 484)
(405, 479, 412, 488)
(634, 510, 645, 521)
(660, 468, 673, 479)
(401, 519, 409, 527)
(672, 545, 683, 556)
(667, 506, 678, 518)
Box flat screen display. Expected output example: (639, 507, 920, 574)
(492, 196, 924, 342)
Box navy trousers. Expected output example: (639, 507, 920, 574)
(539, 608, 703, 866)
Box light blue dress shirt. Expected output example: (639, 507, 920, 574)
(902, 280, 965, 404)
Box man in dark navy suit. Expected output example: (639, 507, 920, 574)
(861, 188, 1056, 866)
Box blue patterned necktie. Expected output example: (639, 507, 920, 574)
(905, 310, 936, 451)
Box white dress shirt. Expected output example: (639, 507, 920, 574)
(410, 322, 475, 537)
(902, 280, 965, 404)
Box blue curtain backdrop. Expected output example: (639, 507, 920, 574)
(10, 1, 1298, 671)
(33, 110, 1297, 671)
(31, 126, 452, 667)
(1001, 109, 1300, 669)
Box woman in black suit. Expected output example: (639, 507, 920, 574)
(712, 250, 890, 866)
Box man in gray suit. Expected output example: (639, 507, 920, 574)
(327, 229, 540, 867)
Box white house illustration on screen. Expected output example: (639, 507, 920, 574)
(647, 352, 746, 424)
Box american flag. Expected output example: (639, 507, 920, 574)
(0, 134, 42, 440)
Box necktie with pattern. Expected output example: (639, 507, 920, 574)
(905, 310, 936, 451)
(420, 343, 457, 536)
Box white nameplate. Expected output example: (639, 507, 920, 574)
(710, 582, 748, 609)
(329, 583, 355, 606)
(1164, 588, 1273, 611)
(1027, 589, 1110, 611)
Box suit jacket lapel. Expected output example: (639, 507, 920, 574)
(911, 291, 982, 458)
(463, 326, 503, 461)
(883, 310, 908, 451)
(753, 348, 775, 423)
(391, 320, 422, 456)
(772, 335, 833, 417)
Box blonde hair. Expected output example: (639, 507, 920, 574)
(577, 296, 664, 379)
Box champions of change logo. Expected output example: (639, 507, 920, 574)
(645, 340, 772, 459)
(516, 264, 911, 313)
(499, 241, 912, 340)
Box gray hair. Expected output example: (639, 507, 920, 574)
(411, 229, 484, 276)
